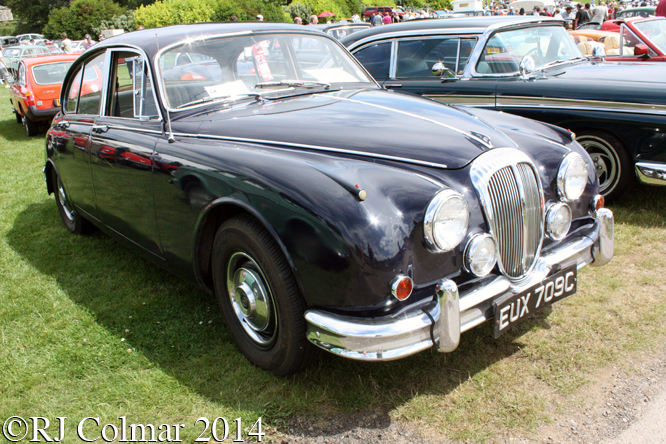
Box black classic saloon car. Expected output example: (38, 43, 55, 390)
(45, 23, 614, 376)
(342, 16, 666, 202)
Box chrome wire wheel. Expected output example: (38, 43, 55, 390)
(226, 251, 277, 348)
(57, 176, 75, 222)
(577, 134, 620, 197)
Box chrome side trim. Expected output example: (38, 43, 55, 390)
(171, 131, 451, 169)
(426, 94, 496, 107)
(497, 96, 666, 116)
(635, 162, 666, 186)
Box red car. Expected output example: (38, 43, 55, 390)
(9, 54, 79, 136)
(10, 54, 102, 136)
(602, 16, 666, 62)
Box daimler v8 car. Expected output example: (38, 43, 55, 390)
(45, 23, 613, 376)
(342, 16, 666, 202)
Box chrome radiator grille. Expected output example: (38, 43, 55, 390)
(470, 149, 544, 280)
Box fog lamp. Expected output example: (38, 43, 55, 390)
(464, 234, 497, 277)
(546, 203, 572, 241)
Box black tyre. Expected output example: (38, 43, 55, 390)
(576, 130, 634, 204)
(211, 215, 318, 376)
(51, 169, 93, 235)
(23, 115, 39, 137)
(14, 110, 22, 124)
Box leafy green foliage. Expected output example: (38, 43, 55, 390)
(43, 0, 125, 40)
(96, 11, 136, 35)
(212, 0, 290, 22)
(7, 0, 69, 34)
(134, 0, 216, 28)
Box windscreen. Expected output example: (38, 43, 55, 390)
(158, 32, 374, 109)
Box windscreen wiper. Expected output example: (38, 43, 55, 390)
(255, 80, 331, 90)
(175, 93, 264, 109)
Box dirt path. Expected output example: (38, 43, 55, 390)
(272, 348, 666, 444)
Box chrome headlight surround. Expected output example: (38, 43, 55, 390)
(464, 233, 498, 277)
(424, 189, 469, 252)
(546, 202, 572, 241)
(557, 152, 588, 201)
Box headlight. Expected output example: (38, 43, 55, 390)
(546, 203, 572, 241)
(464, 234, 497, 277)
(557, 152, 588, 201)
(424, 189, 469, 252)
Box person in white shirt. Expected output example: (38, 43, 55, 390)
(591, 1, 609, 22)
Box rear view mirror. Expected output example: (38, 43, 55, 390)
(634, 44, 650, 57)
(519, 55, 535, 79)
(432, 62, 456, 79)
(592, 45, 606, 60)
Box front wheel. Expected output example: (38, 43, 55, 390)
(576, 131, 634, 204)
(211, 215, 318, 376)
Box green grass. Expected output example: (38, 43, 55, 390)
(2, 85, 666, 443)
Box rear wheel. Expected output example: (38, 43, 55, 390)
(51, 169, 93, 234)
(14, 110, 21, 124)
(211, 215, 318, 376)
(576, 130, 634, 204)
(23, 115, 39, 137)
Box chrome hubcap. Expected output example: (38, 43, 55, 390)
(57, 178, 75, 222)
(226, 252, 276, 346)
(579, 136, 619, 195)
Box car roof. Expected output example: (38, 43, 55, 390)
(91, 22, 328, 58)
(340, 16, 564, 46)
(21, 54, 78, 68)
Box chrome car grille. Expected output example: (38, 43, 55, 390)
(470, 149, 544, 280)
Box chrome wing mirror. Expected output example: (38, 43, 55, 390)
(591, 45, 606, 62)
(432, 62, 457, 81)
(519, 55, 536, 80)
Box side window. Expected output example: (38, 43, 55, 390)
(109, 51, 159, 119)
(64, 66, 84, 113)
(397, 38, 460, 78)
(353, 42, 392, 80)
(77, 53, 105, 114)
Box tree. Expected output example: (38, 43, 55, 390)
(43, 0, 125, 40)
(7, 0, 69, 34)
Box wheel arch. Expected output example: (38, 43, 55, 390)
(193, 198, 307, 304)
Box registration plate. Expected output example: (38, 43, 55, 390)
(494, 265, 577, 338)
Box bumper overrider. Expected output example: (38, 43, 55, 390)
(305, 208, 614, 361)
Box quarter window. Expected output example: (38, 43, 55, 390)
(77, 53, 105, 114)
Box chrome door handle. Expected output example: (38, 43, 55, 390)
(92, 125, 109, 134)
(385, 83, 402, 89)
(56, 121, 70, 129)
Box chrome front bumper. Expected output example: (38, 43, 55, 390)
(305, 209, 614, 361)
(635, 162, 666, 186)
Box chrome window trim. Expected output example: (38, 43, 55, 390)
(170, 131, 452, 169)
(153, 30, 379, 114)
(389, 39, 398, 79)
(103, 47, 163, 122)
(495, 95, 666, 115)
(470, 147, 545, 282)
(621, 23, 658, 57)
(467, 21, 575, 78)
(346, 27, 487, 53)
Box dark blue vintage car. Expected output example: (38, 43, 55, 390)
(45, 23, 613, 376)
(342, 16, 666, 203)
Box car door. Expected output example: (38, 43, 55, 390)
(88, 49, 164, 258)
(54, 51, 107, 221)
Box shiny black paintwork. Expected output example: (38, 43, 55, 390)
(341, 16, 666, 166)
(45, 23, 598, 318)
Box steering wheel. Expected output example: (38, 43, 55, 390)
(525, 46, 543, 64)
